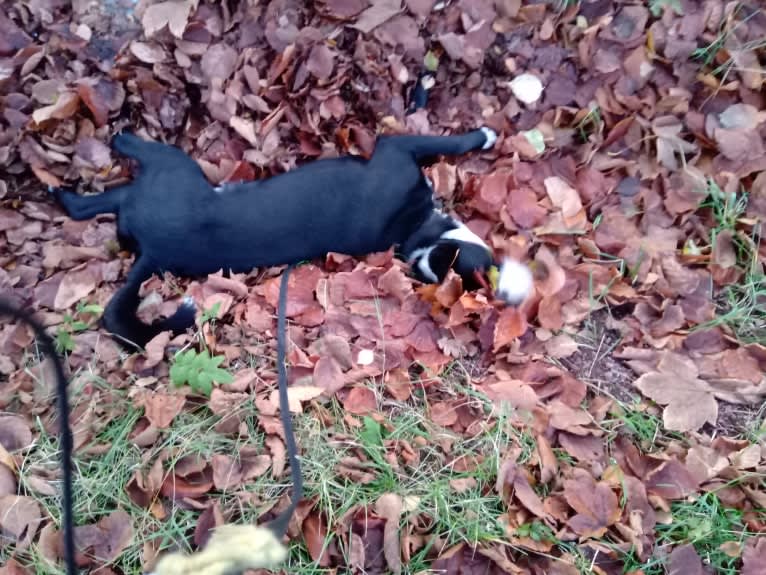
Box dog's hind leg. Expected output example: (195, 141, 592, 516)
(102, 256, 196, 350)
(382, 128, 498, 166)
(50, 185, 127, 220)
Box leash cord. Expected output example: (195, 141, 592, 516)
(0, 300, 76, 575)
(267, 263, 303, 537)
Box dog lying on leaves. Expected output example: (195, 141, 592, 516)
(51, 128, 532, 350)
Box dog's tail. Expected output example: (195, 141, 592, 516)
(102, 256, 196, 350)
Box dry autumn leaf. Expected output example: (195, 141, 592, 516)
(634, 353, 718, 432)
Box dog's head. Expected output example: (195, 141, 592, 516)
(409, 222, 533, 305)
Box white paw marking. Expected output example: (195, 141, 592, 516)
(480, 127, 497, 150)
(409, 246, 438, 283)
(495, 258, 533, 305)
(440, 220, 490, 251)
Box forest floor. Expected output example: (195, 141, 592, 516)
(1, 0, 765, 574)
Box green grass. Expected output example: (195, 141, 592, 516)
(655, 491, 755, 575)
(691, 180, 766, 344)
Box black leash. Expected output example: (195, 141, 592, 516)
(0, 300, 76, 575)
(266, 263, 303, 537)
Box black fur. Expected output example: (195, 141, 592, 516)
(52, 128, 495, 349)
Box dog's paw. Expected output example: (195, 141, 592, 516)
(163, 297, 198, 334)
(480, 127, 497, 150)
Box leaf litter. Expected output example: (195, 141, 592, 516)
(0, 0, 765, 573)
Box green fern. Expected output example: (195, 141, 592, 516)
(169, 348, 233, 396)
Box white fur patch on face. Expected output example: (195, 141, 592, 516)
(440, 221, 490, 252)
(495, 258, 534, 305)
(409, 246, 438, 283)
(480, 127, 498, 150)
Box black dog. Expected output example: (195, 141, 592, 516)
(51, 127, 531, 349)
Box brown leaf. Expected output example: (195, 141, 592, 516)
(343, 386, 377, 415)
(544, 176, 585, 227)
(141, 391, 185, 429)
(73, 509, 133, 564)
(160, 474, 213, 499)
(743, 537, 766, 575)
(645, 460, 698, 500)
(668, 544, 704, 575)
(430, 401, 457, 427)
(266, 436, 286, 478)
(712, 229, 737, 269)
(479, 378, 538, 412)
(302, 512, 330, 565)
(313, 356, 345, 395)
(32, 92, 80, 124)
(129, 41, 167, 63)
(142, 0, 195, 38)
(536, 435, 558, 485)
(507, 187, 547, 229)
(54, 266, 99, 310)
(143, 332, 170, 369)
(211, 454, 243, 490)
(714, 128, 764, 162)
(0, 415, 33, 452)
(563, 469, 620, 538)
(307, 44, 335, 80)
(352, 0, 402, 33)
(375, 493, 403, 574)
(268, 385, 324, 414)
(201, 43, 238, 82)
(493, 307, 528, 351)
(0, 495, 41, 550)
(634, 368, 717, 432)
(321, 0, 370, 19)
(0, 464, 16, 497)
(544, 334, 578, 358)
(208, 388, 249, 416)
(559, 433, 604, 462)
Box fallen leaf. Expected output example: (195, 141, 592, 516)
(563, 469, 620, 538)
(130, 41, 167, 63)
(141, 392, 185, 429)
(142, 0, 196, 38)
(53, 266, 99, 310)
(307, 44, 335, 80)
(343, 386, 377, 415)
(375, 493, 403, 574)
(0, 495, 41, 550)
(32, 91, 80, 125)
(743, 537, 766, 575)
(211, 454, 243, 490)
(0, 415, 33, 452)
(352, 0, 402, 33)
(493, 307, 528, 351)
(668, 544, 704, 575)
(634, 354, 718, 432)
(302, 512, 330, 566)
(73, 509, 133, 563)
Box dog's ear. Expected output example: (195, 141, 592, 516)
(428, 243, 460, 282)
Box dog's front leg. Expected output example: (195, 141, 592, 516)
(380, 127, 497, 166)
(49, 185, 128, 221)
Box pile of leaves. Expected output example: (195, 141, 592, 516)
(1, 0, 765, 573)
